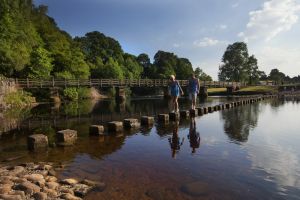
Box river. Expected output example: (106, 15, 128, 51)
(0, 97, 299, 199)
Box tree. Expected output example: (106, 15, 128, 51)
(269, 69, 285, 85)
(219, 42, 249, 82)
(27, 46, 53, 79)
(245, 55, 260, 85)
(194, 67, 212, 81)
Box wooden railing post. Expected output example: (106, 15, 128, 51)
(52, 77, 55, 87)
(26, 78, 29, 88)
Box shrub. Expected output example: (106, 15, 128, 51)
(63, 88, 78, 101)
(3, 90, 34, 108)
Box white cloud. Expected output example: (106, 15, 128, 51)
(256, 46, 300, 76)
(193, 37, 227, 47)
(239, 0, 300, 42)
(219, 24, 228, 30)
(173, 43, 180, 48)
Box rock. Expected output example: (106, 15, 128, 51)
(27, 134, 48, 151)
(33, 192, 47, 200)
(158, 114, 169, 123)
(0, 184, 12, 194)
(107, 121, 123, 132)
(123, 119, 140, 129)
(189, 109, 198, 117)
(181, 181, 210, 197)
(8, 166, 24, 176)
(60, 178, 78, 185)
(89, 125, 105, 136)
(15, 181, 41, 195)
(0, 194, 23, 200)
(45, 176, 57, 182)
(57, 129, 77, 145)
(60, 188, 74, 195)
(169, 112, 180, 121)
(145, 188, 164, 200)
(140, 116, 154, 126)
(60, 193, 82, 200)
(42, 188, 58, 198)
(25, 174, 44, 182)
(48, 169, 56, 176)
(81, 179, 105, 188)
(73, 184, 91, 198)
(37, 164, 52, 171)
(180, 110, 189, 118)
(8, 191, 25, 199)
(46, 182, 59, 190)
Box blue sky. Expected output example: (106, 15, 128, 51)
(34, 0, 300, 79)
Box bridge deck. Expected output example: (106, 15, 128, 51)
(11, 79, 242, 88)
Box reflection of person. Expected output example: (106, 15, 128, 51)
(188, 118, 200, 153)
(169, 75, 184, 113)
(168, 123, 184, 158)
(188, 74, 200, 110)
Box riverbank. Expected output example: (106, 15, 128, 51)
(0, 162, 105, 200)
(208, 86, 278, 96)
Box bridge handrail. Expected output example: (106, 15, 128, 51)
(12, 78, 242, 88)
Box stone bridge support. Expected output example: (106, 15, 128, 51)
(50, 88, 61, 104)
(227, 86, 236, 94)
(116, 87, 126, 101)
(199, 86, 208, 98)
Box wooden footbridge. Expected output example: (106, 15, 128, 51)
(12, 78, 242, 88)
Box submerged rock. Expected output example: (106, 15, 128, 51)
(181, 181, 210, 197)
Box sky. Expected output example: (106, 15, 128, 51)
(34, 0, 300, 79)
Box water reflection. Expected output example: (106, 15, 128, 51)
(221, 104, 260, 143)
(168, 122, 184, 158)
(188, 118, 200, 154)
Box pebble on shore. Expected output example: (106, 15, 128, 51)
(0, 162, 104, 200)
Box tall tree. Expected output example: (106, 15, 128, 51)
(219, 42, 249, 82)
(194, 67, 212, 81)
(269, 68, 285, 85)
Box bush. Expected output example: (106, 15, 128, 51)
(63, 87, 91, 101)
(4, 91, 34, 108)
(63, 88, 78, 101)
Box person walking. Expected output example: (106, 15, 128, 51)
(188, 73, 200, 110)
(169, 75, 184, 113)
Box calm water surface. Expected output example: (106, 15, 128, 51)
(0, 97, 300, 200)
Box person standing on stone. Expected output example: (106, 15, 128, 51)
(188, 73, 200, 110)
(169, 75, 184, 113)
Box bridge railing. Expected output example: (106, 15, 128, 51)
(12, 78, 242, 88)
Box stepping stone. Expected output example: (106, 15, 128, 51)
(27, 134, 48, 151)
(89, 125, 104, 136)
(169, 112, 180, 121)
(158, 114, 169, 124)
(107, 121, 123, 132)
(141, 116, 154, 126)
(180, 110, 190, 118)
(189, 109, 198, 117)
(123, 119, 140, 129)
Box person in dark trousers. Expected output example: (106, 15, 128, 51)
(188, 73, 200, 110)
(188, 118, 200, 154)
(169, 75, 184, 113)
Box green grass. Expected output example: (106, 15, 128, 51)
(238, 86, 277, 93)
(208, 88, 227, 93)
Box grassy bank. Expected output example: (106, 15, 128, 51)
(208, 86, 278, 96)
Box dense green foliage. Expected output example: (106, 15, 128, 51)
(0, 0, 210, 82)
(4, 90, 34, 107)
(194, 67, 212, 81)
(218, 42, 264, 84)
(63, 87, 91, 101)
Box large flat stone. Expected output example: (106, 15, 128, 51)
(57, 129, 77, 145)
(107, 121, 123, 132)
(27, 134, 48, 151)
(89, 125, 104, 136)
(123, 119, 140, 129)
(141, 116, 154, 126)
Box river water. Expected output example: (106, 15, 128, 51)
(0, 97, 299, 199)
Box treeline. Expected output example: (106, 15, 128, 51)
(0, 0, 211, 81)
(219, 42, 300, 84)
